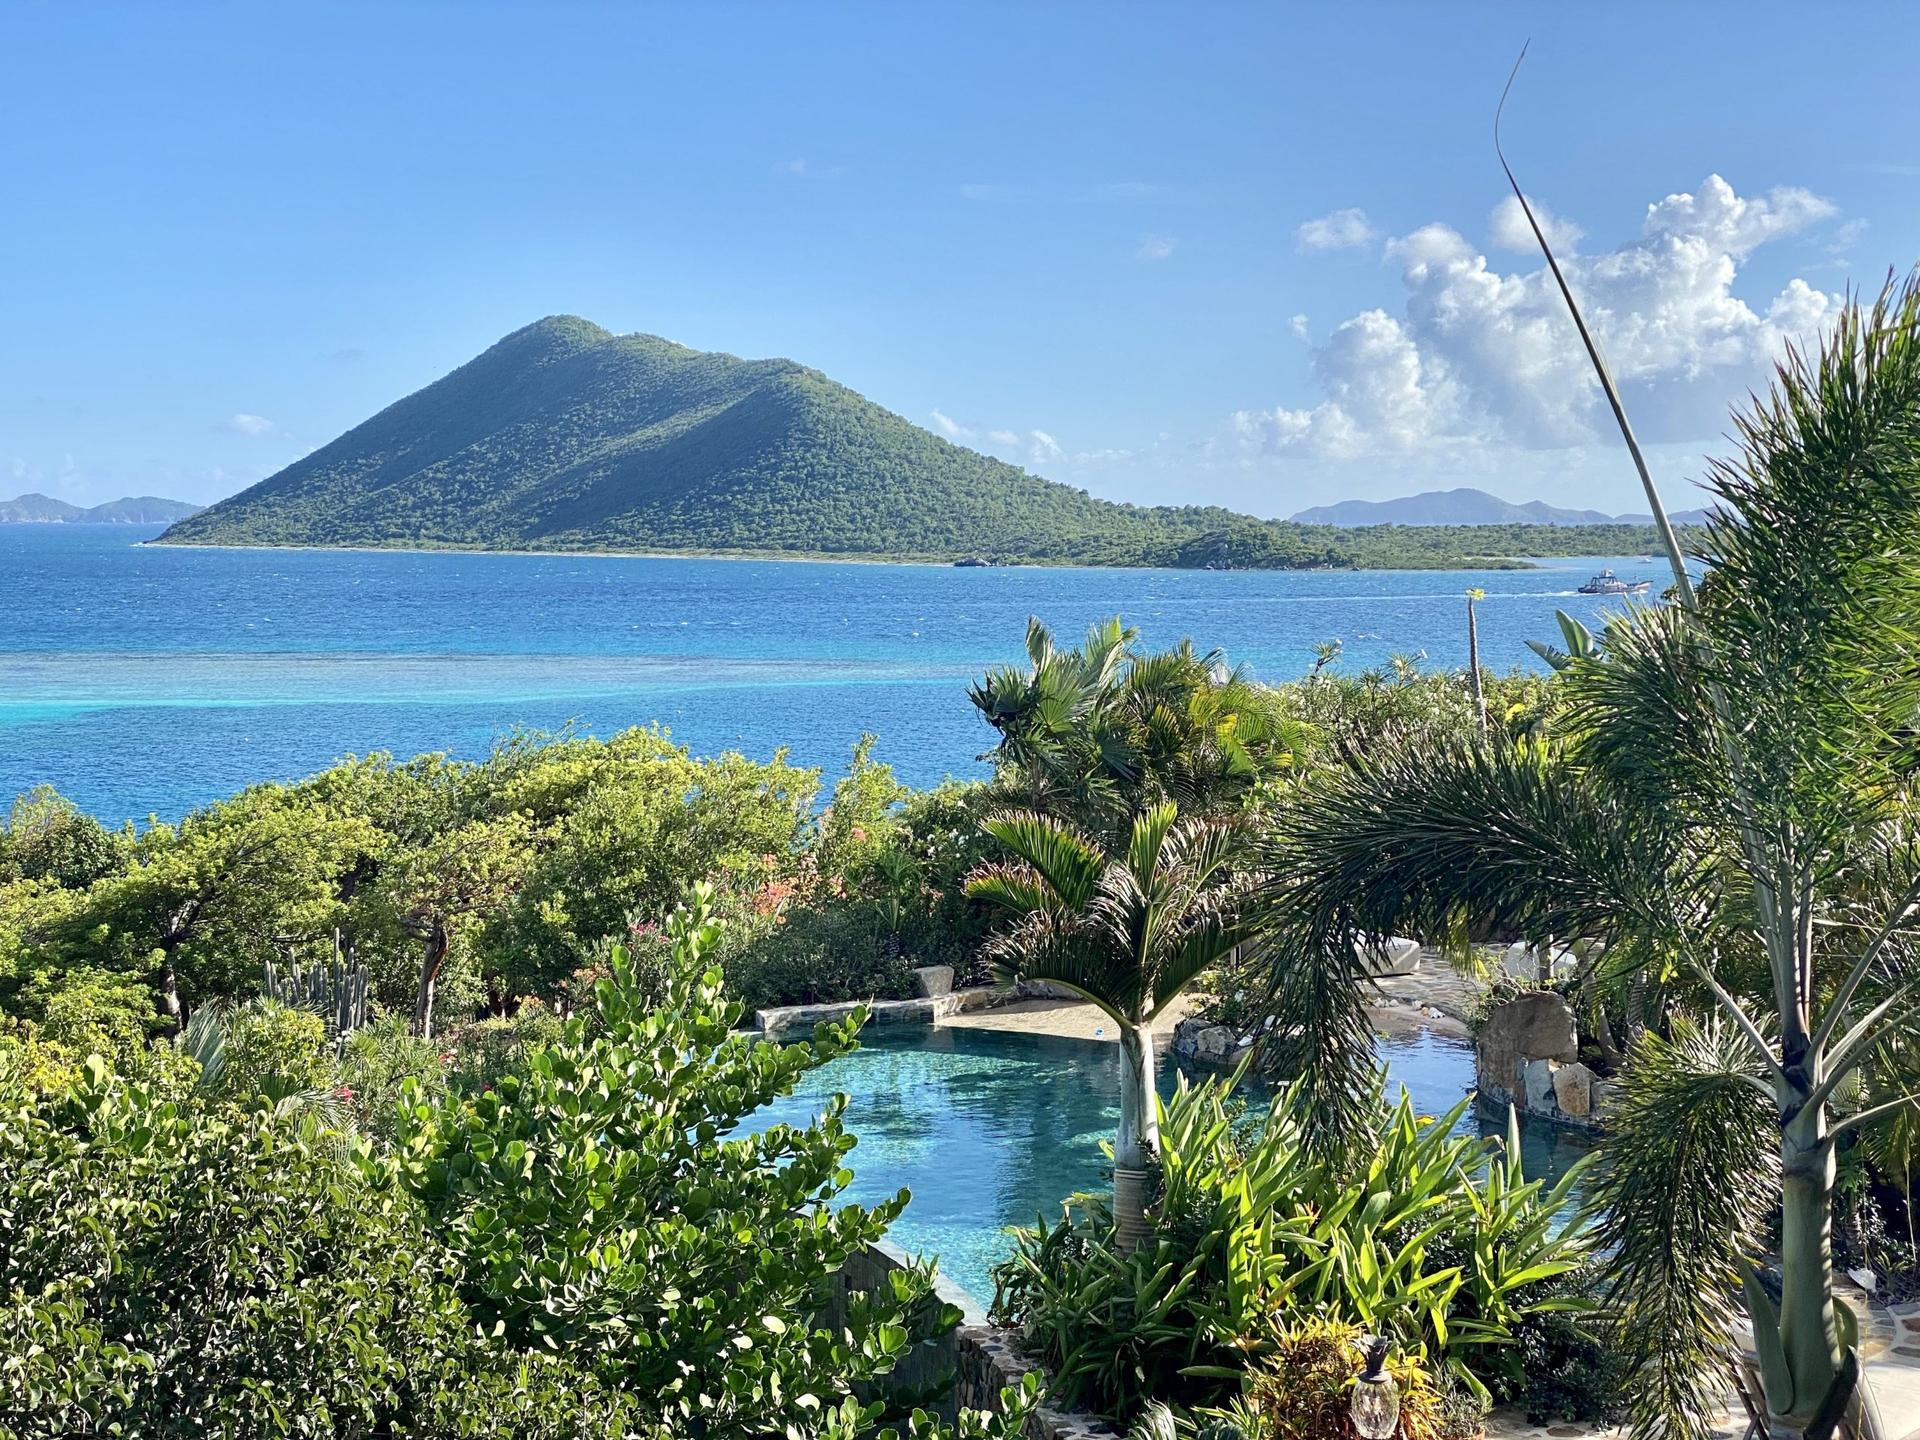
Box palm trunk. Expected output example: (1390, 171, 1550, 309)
(1113, 1024, 1159, 1252)
(1467, 600, 1487, 733)
(1775, 1098, 1842, 1428)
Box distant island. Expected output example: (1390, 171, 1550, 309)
(2, 493, 204, 524)
(1291, 486, 1714, 528)
(157, 317, 1683, 570)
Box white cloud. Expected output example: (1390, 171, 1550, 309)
(223, 412, 281, 438)
(1489, 194, 1584, 253)
(930, 412, 1119, 475)
(775, 158, 844, 179)
(1827, 217, 1869, 254)
(1136, 233, 1178, 261)
(1245, 174, 1842, 462)
(1288, 314, 1310, 341)
(1296, 207, 1376, 252)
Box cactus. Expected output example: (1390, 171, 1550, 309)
(263, 937, 370, 1038)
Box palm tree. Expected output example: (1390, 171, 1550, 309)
(968, 618, 1302, 835)
(968, 802, 1251, 1250)
(1464, 588, 1487, 733)
(1258, 276, 1920, 1437)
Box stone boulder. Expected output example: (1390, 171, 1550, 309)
(1553, 1061, 1595, 1117)
(1192, 1025, 1236, 1064)
(1475, 990, 1579, 1106)
(1523, 1057, 1560, 1112)
(913, 965, 955, 999)
(1359, 936, 1422, 976)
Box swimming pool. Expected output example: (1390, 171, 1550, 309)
(753, 1023, 1591, 1305)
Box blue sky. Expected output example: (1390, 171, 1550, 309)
(3, 2, 1915, 517)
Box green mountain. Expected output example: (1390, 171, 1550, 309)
(2, 492, 202, 523)
(157, 316, 1671, 568)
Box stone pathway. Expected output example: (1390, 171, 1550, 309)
(937, 992, 1201, 1042)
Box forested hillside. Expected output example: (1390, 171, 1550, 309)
(159, 316, 1679, 568)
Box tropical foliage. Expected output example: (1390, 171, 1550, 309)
(0, 888, 1036, 1439)
(1256, 274, 1920, 1436)
(990, 1071, 1589, 1426)
(969, 618, 1302, 834)
(969, 803, 1251, 1245)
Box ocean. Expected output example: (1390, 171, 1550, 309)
(1, 523, 1667, 823)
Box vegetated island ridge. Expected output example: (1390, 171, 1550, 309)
(3, 493, 203, 524)
(156, 316, 1680, 570)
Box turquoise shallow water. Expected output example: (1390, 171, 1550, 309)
(1, 523, 1674, 822)
(752, 1025, 1590, 1306)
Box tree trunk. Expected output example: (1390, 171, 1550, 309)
(159, 954, 182, 1032)
(1467, 601, 1487, 733)
(1113, 1024, 1159, 1252)
(413, 922, 449, 1040)
(1774, 1100, 1843, 1428)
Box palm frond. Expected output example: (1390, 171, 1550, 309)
(977, 812, 1104, 912)
(1590, 1015, 1777, 1440)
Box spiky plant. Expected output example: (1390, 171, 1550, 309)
(967, 802, 1252, 1249)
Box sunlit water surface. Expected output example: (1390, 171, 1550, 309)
(753, 1025, 1590, 1305)
(2, 524, 1675, 821)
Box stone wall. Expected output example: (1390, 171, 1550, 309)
(1474, 990, 1613, 1131)
(835, 1241, 1115, 1439)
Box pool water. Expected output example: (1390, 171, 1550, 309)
(753, 1024, 1590, 1305)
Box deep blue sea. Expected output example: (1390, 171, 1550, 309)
(1, 524, 1670, 823)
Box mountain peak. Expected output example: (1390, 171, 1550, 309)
(1291, 487, 1710, 527)
(154, 321, 1207, 560)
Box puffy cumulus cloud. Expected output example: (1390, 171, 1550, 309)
(929, 409, 971, 440)
(1490, 194, 1584, 253)
(1251, 174, 1843, 460)
(1235, 309, 1458, 460)
(1288, 314, 1311, 341)
(1296, 207, 1376, 252)
(222, 412, 281, 438)
(1136, 233, 1178, 261)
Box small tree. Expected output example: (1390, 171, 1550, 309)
(968, 803, 1250, 1249)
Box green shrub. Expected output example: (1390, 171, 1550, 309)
(1501, 1295, 1629, 1424)
(723, 897, 918, 1010)
(30, 968, 161, 1059)
(390, 882, 971, 1436)
(438, 1000, 567, 1095)
(338, 1012, 447, 1138)
(991, 1072, 1591, 1422)
(215, 999, 336, 1100)
(0, 1049, 631, 1436)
